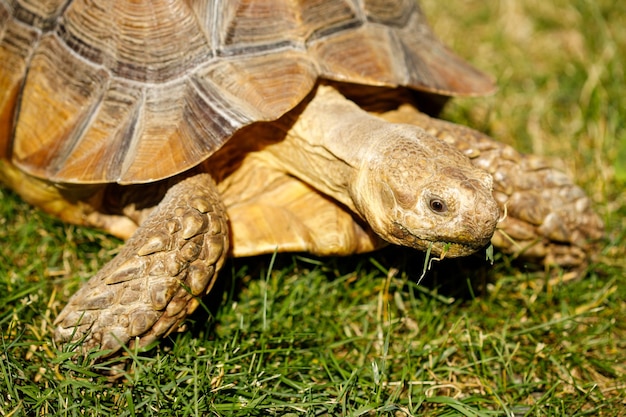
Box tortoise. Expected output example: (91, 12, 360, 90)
(0, 0, 603, 355)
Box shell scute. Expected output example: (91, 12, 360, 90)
(1, 0, 495, 184)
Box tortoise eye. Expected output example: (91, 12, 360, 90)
(429, 198, 447, 213)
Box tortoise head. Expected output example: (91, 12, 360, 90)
(352, 124, 499, 257)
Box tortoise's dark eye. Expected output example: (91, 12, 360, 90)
(429, 198, 447, 213)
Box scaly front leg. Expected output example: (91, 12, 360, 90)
(54, 174, 229, 355)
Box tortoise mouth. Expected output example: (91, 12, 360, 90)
(422, 240, 485, 258)
(390, 222, 491, 257)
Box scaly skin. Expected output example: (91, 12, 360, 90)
(379, 105, 604, 266)
(54, 174, 229, 353)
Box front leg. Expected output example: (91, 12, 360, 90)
(54, 174, 229, 355)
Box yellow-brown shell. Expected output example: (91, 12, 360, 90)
(0, 0, 494, 184)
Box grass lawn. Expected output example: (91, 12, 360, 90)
(1, 0, 625, 416)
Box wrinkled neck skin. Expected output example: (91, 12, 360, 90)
(264, 85, 500, 257)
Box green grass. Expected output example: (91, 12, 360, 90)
(2, 0, 625, 416)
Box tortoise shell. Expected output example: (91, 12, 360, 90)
(0, 0, 493, 184)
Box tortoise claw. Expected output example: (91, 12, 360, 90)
(54, 174, 229, 355)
